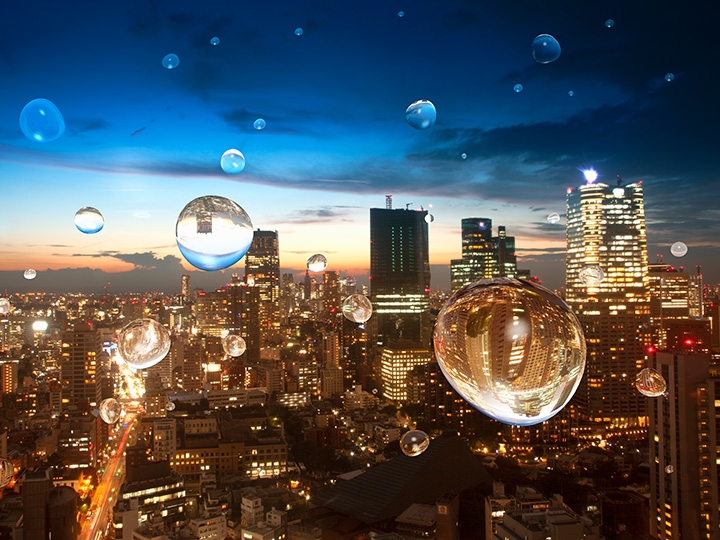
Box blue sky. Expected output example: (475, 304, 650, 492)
(0, 0, 718, 293)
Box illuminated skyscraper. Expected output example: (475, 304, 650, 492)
(228, 276, 260, 364)
(380, 342, 432, 401)
(565, 178, 650, 425)
(180, 274, 190, 303)
(245, 230, 280, 344)
(60, 325, 100, 407)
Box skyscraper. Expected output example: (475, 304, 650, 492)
(181, 274, 190, 303)
(60, 324, 100, 408)
(370, 202, 430, 348)
(565, 178, 650, 425)
(245, 230, 280, 344)
(228, 276, 260, 364)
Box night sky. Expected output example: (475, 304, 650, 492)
(1, 0, 718, 293)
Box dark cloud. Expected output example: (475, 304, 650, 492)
(67, 118, 111, 136)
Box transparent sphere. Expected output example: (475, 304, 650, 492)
(0, 459, 13, 488)
(461, 153, 467, 160)
(220, 149, 246, 174)
(295, 27, 303, 36)
(513, 83, 523, 93)
(400, 430, 430, 457)
(99, 398, 122, 424)
(307, 253, 328, 272)
(74, 207, 104, 234)
(253, 118, 266, 130)
(568, 90, 574, 97)
(665, 465, 674, 474)
(670, 241, 687, 257)
(342, 294, 373, 323)
(175, 195, 254, 271)
(665, 72, 675, 82)
(0, 298, 10, 314)
(531, 34, 561, 64)
(547, 213, 560, 224)
(579, 265, 604, 287)
(162, 53, 180, 69)
(166, 401, 176, 411)
(210, 36, 220, 46)
(372, 388, 378, 395)
(425, 214, 434, 224)
(118, 318, 171, 369)
(19, 98, 65, 143)
(222, 334, 247, 357)
(405, 100, 437, 130)
(434, 278, 586, 426)
(398, 11, 405, 17)
(634, 368, 667, 397)
(24, 269, 37, 280)
(605, 19, 615, 28)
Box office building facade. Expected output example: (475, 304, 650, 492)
(245, 230, 280, 345)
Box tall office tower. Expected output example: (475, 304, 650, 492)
(280, 273, 296, 326)
(23, 469, 51, 540)
(649, 351, 719, 540)
(379, 342, 432, 401)
(60, 325, 100, 408)
(689, 266, 703, 319)
(303, 270, 312, 300)
(648, 263, 691, 323)
(181, 274, 190, 303)
(323, 271, 341, 321)
(245, 230, 280, 345)
(228, 276, 261, 364)
(194, 289, 229, 337)
(370, 202, 430, 348)
(0, 360, 18, 394)
(565, 179, 650, 425)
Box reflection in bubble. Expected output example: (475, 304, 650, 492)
(400, 430, 430, 457)
(513, 83, 523, 93)
(307, 254, 328, 272)
(74, 207, 104, 234)
(579, 265, 604, 286)
(433, 278, 586, 425)
(670, 241, 687, 257)
(634, 368, 667, 397)
(253, 118, 266, 130)
(405, 100, 437, 130)
(220, 149, 246, 174)
(222, 334, 247, 357)
(118, 318, 171, 370)
(99, 398, 122, 424)
(24, 269, 37, 280)
(0, 459, 13, 488)
(162, 53, 180, 69)
(531, 34, 561, 64)
(19, 98, 65, 143)
(342, 294, 373, 323)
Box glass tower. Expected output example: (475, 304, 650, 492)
(244, 230, 280, 345)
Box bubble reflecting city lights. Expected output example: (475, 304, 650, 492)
(342, 294, 373, 323)
(175, 195, 254, 271)
(665, 465, 674, 474)
(307, 253, 328, 272)
(425, 214, 434, 224)
(210, 36, 220, 45)
(162, 53, 180, 69)
(166, 401, 176, 411)
(665, 73, 675, 82)
(400, 430, 430, 457)
(579, 265, 604, 287)
(634, 368, 667, 397)
(222, 334, 247, 357)
(220, 149, 246, 174)
(405, 100, 437, 130)
(295, 28, 303, 36)
(513, 83, 523, 93)
(74, 207, 104, 234)
(605, 19, 615, 28)
(118, 318, 171, 370)
(0, 459, 13, 488)
(24, 269, 37, 280)
(19, 98, 65, 143)
(547, 213, 560, 224)
(253, 118, 266, 130)
(0, 299, 9, 314)
(433, 278, 586, 426)
(670, 241, 688, 257)
(99, 398, 122, 424)
(531, 34, 561, 64)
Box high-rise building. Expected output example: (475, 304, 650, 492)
(194, 289, 229, 337)
(245, 230, 280, 345)
(0, 360, 18, 394)
(380, 342, 432, 401)
(323, 271, 341, 321)
(565, 179, 650, 425)
(228, 277, 261, 364)
(60, 325, 100, 408)
(370, 202, 430, 348)
(181, 274, 190, 303)
(648, 263, 691, 323)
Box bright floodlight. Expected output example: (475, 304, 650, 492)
(32, 321, 48, 332)
(582, 169, 598, 183)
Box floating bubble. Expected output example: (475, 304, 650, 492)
(175, 195, 254, 271)
(513, 83, 523, 93)
(568, 90, 574, 97)
(162, 53, 180, 69)
(222, 334, 247, 357)
(74, 207, 104, 234)
(405, 100, 437, 130)
(400, 430, 430, 457)
(342, 294, 373, 323)
(118, 318, 171, 369)
(253, 118, 266, 130)
(433, 277, 586, 426)
(425, 214, 434, 224)
(210, 36, 220, 46)
(634, 368, 667, 397)
(295, 28, 303, 36)
(670, 241, 688, 257)
(665, 73, 674, 82)
(19, 98, 65, 143)
(166, 401, 176, 411)
(0, 299, 9, 314)
(605, 19, 615, 28)
(220, 149, 246, 174)
(665, 465, 674, 474)
(398, 11, 405, 17)
(579, 265, 604, 287)
(372, 388, 378, 395)
(531, 34, 561, 64)
(24, 269, 37, 280)
(0, 459, 13, 488)
(461, 153, 467, 160)
(547, 213, 560, 224)
(99, 398, 122, 424)
(307, 253, 328, 272)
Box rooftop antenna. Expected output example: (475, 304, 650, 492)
(406, 203, 413, 210)
(616, 174, 622, 186)
(385, 195, 392, 210)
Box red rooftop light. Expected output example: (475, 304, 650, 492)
(646, 346, 656, 354)
(684, 339, 695, 346)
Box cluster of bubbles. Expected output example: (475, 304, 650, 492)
(546, 212, 560, 224)
(175, 195, 254, 271)
(210, 36, 220, 46)
(306, 253, 328, 272)
(531, 34, 561, 64)
(253, 118, 266, 130)
(579, 265, 604, 287)
(341, 294, 373, 324)
(99, 398, 122, 424)
(220, 149, 246, 174)
(74, 207, 104, 234)
(118, 318, 171, 370)
(0, 298, 10, 314)
(513, 84, 523, 93)
(434, 278, 586, 426)
(162, 53, 180, 69)
(19, 99, 66, 143)
(24, 269, 37, 280)
(222, 334, 247, 357)
(670, 241, 687, 257)
(405, 100, 437, 130)
(0, 459, 13, 488)
(399, 430, 430, 457)
(634, 368, 667, 397)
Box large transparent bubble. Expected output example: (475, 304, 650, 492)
(99, 398, 122, 424)
(531, 34, 561, 64)
(546, 213, 560, 224)
(634, 368, 666, 397)
(19, 98, 65, 143)
(74, 207, 104, 234)
(579, 265, 604, 287)
(222, 334, 247, 357)
(670, 241, 687, 257)
(342, 294, 373, 323)
(175, 195, 254, 271)
(405, 100, 437, 130)
(220, 149, 246, 174)
(162, 53, 180, 69)
(24, 269, 37, 280)
(118, 318, 171, 369)
(0, 459, 13, 488)
(434, 278, 586, 426)
(400, 430, 430, 457)
(307, 253, 328, 272)
(0, 299, 10, 314)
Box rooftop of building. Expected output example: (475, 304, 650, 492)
(395, 503, 436, 526)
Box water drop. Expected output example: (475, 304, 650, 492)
(546, 213, 560, 224)
(670, 241, 687, 257)
(295, 28, 303, 36)
(634, 368, 667, 397)
(531, 34, 561, 64)
(19, 99, 65, 143)
(175, 195, 254, 271)
(253, 118, 266, 130)
(425, 214, 434, 224)
(405, 100, 437, 130)
(605, 19, 615, 28)
(223, 334, 247, 357)
(513, 83, 523, 93)
(307, 253, 328, 272)
(118, 318, 171, 369)
(461, 153, 467, 160)
(579, 265, 604, 286)
(400, 430, 430, 457)
(24, 269, 37, 280)
(0, 299, 9, 314)
(74, 207, 104, 234)
(433, 277, 586, 425)
(99, 398, 122, 424)
(220, 149, 246, 174)
(162, 53, 180, 69)
(210, 36, 220, 46)
(0, 460, 13, 488)
(342, 294, 373, 323)
(665, 72, 674, 82)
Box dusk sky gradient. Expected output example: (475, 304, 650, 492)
(1, 0, 718, 293)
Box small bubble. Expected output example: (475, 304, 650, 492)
(665, 465, 674, 474)
(531, 34, 561, 64)
(634, 368, 667, 397)
(425, 214, 434, 224)
(295, 28, 303, 36)
(546, 213, 560, 224)
(405, 100, 437, 130)
(579, 265, 604, 286)
(253, 118, 266, 130)
(166, 401, 176, 411)
(605, 19, 615, 28)
(400, 430, 430, 457)
(118, 319, 171, 369)
(210, 36, 220, 46)
(162, 53, 180, 69)
(19, 98, 65, 143)
(220, 149, 246, 174)
(568, 90, 574, 97)
(342, 294, 373, 323)
(665, 72, 675, 82)
(513, 83, 523, 93)
(222, 334, 247, 357)
(24, 269, 37, 280)
(307, 253, 328, 272)
(74, 207, 104, 234)
(461, 153, 467, 160)
(670, 241, 687, 257)
(99, 398, 122, 424)
(398, 11, 405, 17)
